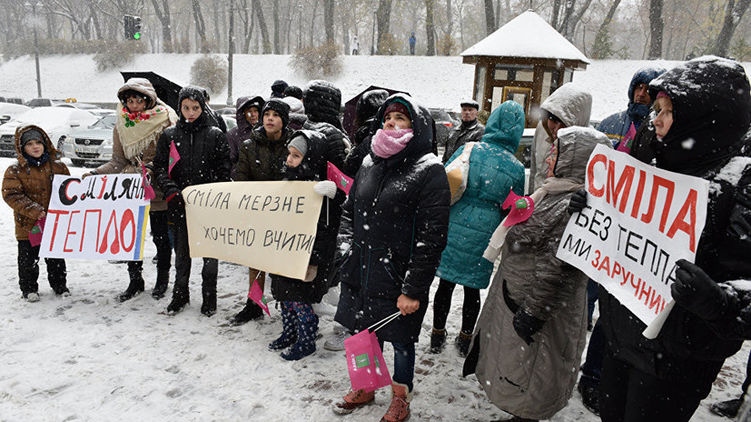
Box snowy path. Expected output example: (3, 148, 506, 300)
(0, 157, 746, 421)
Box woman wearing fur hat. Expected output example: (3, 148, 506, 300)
(86, 78, 177, 302)
(2, 125, 70, 302)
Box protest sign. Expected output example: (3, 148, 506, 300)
(183, 181, 323, 280)
(556, 144, 709, 338)
(39, 174, 151, 260)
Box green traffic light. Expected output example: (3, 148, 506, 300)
(133, 32, 141, 40)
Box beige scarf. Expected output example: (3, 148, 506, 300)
(116, 100, 175, 160)
(483, 177, 583, 262)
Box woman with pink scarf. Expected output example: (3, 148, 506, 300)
(331, 95, 450, 422)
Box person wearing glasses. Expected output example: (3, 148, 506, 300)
(528, 83, 592, 193)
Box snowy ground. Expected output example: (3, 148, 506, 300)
(1, 54, 750, 121)
(0, 156, 749, 421)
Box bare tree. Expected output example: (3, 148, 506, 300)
(648, 0, 664, 59)
(191, 0, 208, 52)
(324, 0, 335, 43)
(252, 0, 272, 53)
(712, 0, 751, 57)
(150, 0, 172, 52)
(483, 0, 495, 35)
(446, 0, 453, 35)
(551, 0, 562, 29)
(273, 0, 281, 53)
(425, 0, 436, 55)
(376, 0, 392, 53)
(591, 0, 622, 59)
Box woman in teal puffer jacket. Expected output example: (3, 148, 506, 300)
(430, 100, 526, 356)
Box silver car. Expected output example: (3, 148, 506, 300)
(61, 114, 116, 167)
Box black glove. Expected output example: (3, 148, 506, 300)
(568, 189, 587, 215)
(728, 188, 751, 239)
(671, 259, 732, 321)
(512, 308, 545, 345)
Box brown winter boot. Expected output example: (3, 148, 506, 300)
(380, 382, 411, 422)
(332, 389, 375, 415)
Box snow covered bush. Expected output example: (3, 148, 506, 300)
(378, 33, 402, 55)
(190, 55, 228, 96)
(290, 41, 343, 79)
(437, 34, 457, 56)
(93, 41, 144, 72)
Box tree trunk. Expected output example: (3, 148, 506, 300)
(191, 0, 208, 52)
(273, 0, 280, 53)
(483, 0, 495, 35)
(228, 0, 234, 105)
(558, 0, 577, 38)
(425, 0, 435, 55)
(712, 0, 751, 57)
(591, 0, 621, 59)
(252, 0, 272, 53)
(324, 0, 335, 43)
(309, 0, 319, 47)
(89, 4, 102, 39)
(551, 0, 562, 29)
(569, 0, 594, 38)
(647, 0, 663, 59)
(376, 0, 392, 54)
(447, 0, 453, 35)
(150, 0, 173, 52)
(213, 0, 222, 51)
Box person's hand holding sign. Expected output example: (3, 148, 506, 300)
(671, 259, 734, 321)
(567, 189, 588, 215)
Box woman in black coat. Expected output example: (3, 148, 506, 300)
(153, 86, 231, 317)
(332, 94, 450, 422)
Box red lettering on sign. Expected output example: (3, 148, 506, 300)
(666, 189, 698, 253)
(587, 154, 608, 197)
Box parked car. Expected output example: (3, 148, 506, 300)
(429, 108, 456, 148)
(59, 114, 117, 167)
(26, 98, 68, 108)
(0, 103, 31, 126)
(216, 107, 236, 116)
(515, 127, 535, 168)
(222, 115, 237, 130)
(0, 107, 98, 157)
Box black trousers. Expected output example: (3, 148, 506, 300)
(432, 278, 481, 334)
(17, 240, 66, 295)
(125, 210, 172, 279)
(170, 214, 217, 300)
(599, 350, 713, 422)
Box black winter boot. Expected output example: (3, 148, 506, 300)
(455, 330, 472, 357)
(167, 283, 189, 315)
(429, 328, 447, 354)
(201, 288, 217, 317)
(577, 381, 600, 415)
(281, 304, 318, 361)
(119, 265, 145, 302)
(269, 303, 297, 350)
(151, 269, 169, 300)
(710, 398, 743, 418)
(229, 299, 264, 325)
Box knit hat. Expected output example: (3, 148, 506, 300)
(287, 135, 308, 157)
(271, 80, 288, 98)
(384, 101, 411, 121)
(283, 85, 304, 100)
(20, 129, 44, 147)
(460, 100, 480, 110)
(262, 98, 291, 128)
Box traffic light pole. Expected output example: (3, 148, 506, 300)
(227, 0, 234, 106)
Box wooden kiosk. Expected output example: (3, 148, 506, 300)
(460, 11, 589, 128)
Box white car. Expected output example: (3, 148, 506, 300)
(0, 107, 98, 157)
(60, 114, 116, 167)
(0, 103, 32, 125)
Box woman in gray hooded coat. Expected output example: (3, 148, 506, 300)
(464, 126, 612, 421)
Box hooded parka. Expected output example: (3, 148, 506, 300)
(95, 78, 177, 212)
(599, 56, 751, 397)
(436, 100, 525, 289)
(3, 125, 70, 240)
(528, 83, 592, 192)
(334, 94, 450, 344)
(227, 95, 264, 164)
(469, 127, 612, 420)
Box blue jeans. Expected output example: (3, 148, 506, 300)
(378, 340, 416, 391)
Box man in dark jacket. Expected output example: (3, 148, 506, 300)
(153, 85, 231, 316)
(596, 66, 665, 150)
(229, 98, 293, 325)
(227, 95, 263, 165)
(591, 57, 751, 422)
(342, 88, 389, 177)
(442, 100, 485, 163)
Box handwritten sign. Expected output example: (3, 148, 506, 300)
(556, 144, 709, 338)
(39, 174, 151, 260)
(183, 181, 323, 280)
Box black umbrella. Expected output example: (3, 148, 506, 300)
(120, 71, 183, 111)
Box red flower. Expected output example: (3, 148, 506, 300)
(142, 113, 150, 120)
(128, 113, 137, 120)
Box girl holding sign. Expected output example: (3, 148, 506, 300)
(332, 95, 450, 422)
(85, 78, 177, 302)
(2, 125, 70, 301)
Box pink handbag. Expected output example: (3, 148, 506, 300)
(344, 311, 400, 392)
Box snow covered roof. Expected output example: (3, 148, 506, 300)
(460, 10, 590, 64)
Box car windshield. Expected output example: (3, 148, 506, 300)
(91, 115, 116, 129)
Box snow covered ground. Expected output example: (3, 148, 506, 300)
(0, 157, 749, 421)
(1, 54, 750, 120)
